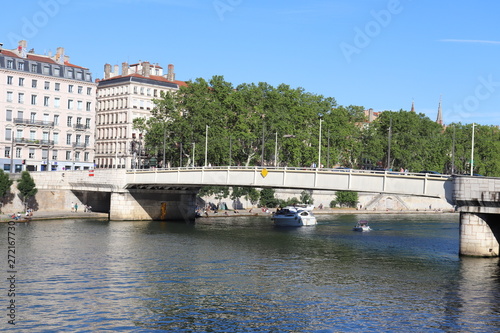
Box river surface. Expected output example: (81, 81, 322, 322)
(2, 213, 500, 332)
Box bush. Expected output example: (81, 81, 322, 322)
(332, 191, 358, 208)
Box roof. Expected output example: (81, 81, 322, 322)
(0, 49, 88, 69)
(98, 72, 186, 87)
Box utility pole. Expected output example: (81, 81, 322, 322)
(470, 123, 475, 176)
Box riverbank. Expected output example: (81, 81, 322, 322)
(0, 211, 109, 222)
(199, 207, 458, 218)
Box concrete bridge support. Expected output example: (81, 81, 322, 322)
(109, 189, 199, 222)
(459, 212, 500, 257)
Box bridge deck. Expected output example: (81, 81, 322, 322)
(125, 166, 453, 199)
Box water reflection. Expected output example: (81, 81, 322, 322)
(3, 214, 500, 332)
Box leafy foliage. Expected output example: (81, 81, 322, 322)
(259, 188, 279, 208)
(331, 191, 358, 208)
(16, 171, 37, 208)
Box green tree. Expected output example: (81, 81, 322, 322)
(332, 191, 358, 208)
(259, 188, 278, 208)
(17, 171, 37, 211)
(0, 170, 13, 213)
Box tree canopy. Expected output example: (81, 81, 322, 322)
(133, 75, 500, 177)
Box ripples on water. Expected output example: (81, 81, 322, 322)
(2, 214, 500, 332)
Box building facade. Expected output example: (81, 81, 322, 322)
(95, 61, 184, 169)
(0, 40, 96, 172)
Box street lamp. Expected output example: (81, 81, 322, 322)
(318, 118, 323, 168)
(192, 142, 195, 167)
(274, 132, 278, 167)
(470, 123, 475, 176)
(205, 125, 209, 167)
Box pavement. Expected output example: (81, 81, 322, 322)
(2, 210, 109, 222)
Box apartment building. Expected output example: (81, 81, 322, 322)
(96, 61, 184, 169)
(0, 40, 96, 172)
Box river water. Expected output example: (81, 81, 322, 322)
(2, 213, 500, 332)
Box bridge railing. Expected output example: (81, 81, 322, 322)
(126, 165, 451, 179)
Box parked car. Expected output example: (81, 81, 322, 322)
(419, 170, 441, 176)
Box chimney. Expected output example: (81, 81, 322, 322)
(122, 62, 129, 76)
(64, 55, 70, 64)
(0, 43, 3, 53)
(104, 63, 112, 79)
(55, 47, 64, 64)
(368, 108, 374, 122)
(142, 61, 151, 77)
(167, 64, 175, 81)
(113, 64, 119, 77)
(18, 40, 27, 57)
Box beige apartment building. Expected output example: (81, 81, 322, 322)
(95, 61, 184, 169)
(0, 40, 96, 172)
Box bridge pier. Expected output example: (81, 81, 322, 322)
(109, 189, 199, 222)
(459, 212, 500, 257)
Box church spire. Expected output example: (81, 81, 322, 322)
(436, 95, 443, 125)
(411, 99, 415, 112)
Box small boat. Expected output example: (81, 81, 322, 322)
(272, 205, 317, 227)
(353, 220, 371, 232)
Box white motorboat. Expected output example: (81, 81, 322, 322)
(353, 220, 371, 232)
(272, 205, 317, 227)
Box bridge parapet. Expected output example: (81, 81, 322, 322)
(27, 169, 127, 192)
(454, 175, 500, 213)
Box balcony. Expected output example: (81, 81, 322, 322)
(14, 138, 54, 146)
(73, 124, 90, 131)
(14, 118, 55, 128)
(72, 142, 88, 149)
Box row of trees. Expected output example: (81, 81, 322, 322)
(133, 75, 500, 177)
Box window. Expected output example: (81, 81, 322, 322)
(6, 110, 12, 121)
(6, 92, 13, 102)
(66, 134, 72, 145)
(42, 149, 48, 159)
(67, 116, 72, 127)
(54, 98, 60, 108)
(4, 147, 10, 158)
(32, 79, 37, 88)
(65, 151, 71, 160)
(18, 62, 24, 70)
(75, 151, 80, 161)
(84, 152, 89, 162)
(43, 66, 50, 75)
(44, 81, 50, 90)
(76, 117, 82, 125)
(85, 118, 91, 129)
(52, 150, 58, 160)
(87, 87, 92, 95)
(31, 64, 38, 72)
(68, 99, 73, 109)
(76, 72, 83, 80)
(68, 85, 73, 93)
(19, 78, 24, 86)
(17, 111, 23, 120)
(30, 130, 36, 140)
(67, 70, 73, 79)
(7, 60, 13, 69)
(7, 76, 13, 85)
(44, 96, 49, 107)
(16, 129, 23, 139)
(43, 131, 49, 142)
(29, 148, 34, 159)
(18, 93, 24, 104)
(78, 86, 82, 94)
(86, 102, 92, 111)
(5, 128, 11, 141)
(31, 95, 37, 105)
(54, 115, 59, 126)
(77, 101, 83, 110)
(54, 67, 60, 76)
(85, 73, 91, 81)
(30, 113, 36, 123)
(76, 134, 81, 144)
(16, 148, 21, 158)
(55, 83, 60, 91)
(85, 135, 90, 145)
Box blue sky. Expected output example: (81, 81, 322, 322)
(2, 0, 500, 125)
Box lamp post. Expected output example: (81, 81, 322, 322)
(274, 132, 278, 167)
(470, 123, 475, 176)
(192, 142, 195, 167)
(205, 125, 209, 167)
(163, 126, 166, 168)
(318, 118, 323, 168)
(261, 115, 265, 166)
